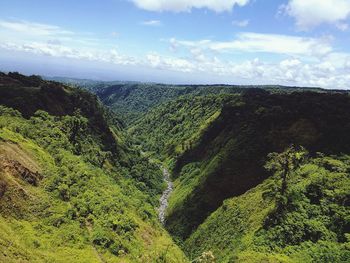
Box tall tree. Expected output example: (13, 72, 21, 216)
(265, 145, 308, 196)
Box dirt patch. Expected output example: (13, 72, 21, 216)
(0, 142, 41, 174)
(0, 157, 43, 186)
(0, 142, 43, 201)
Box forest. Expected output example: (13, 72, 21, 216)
(0, 72, 186, 262)
(0, 72, 349, 262)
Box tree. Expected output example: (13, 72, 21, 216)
(265, 145, 308, 197)
(62, 110, 88, 153)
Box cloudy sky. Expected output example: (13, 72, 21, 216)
(1, 0, 350, 88)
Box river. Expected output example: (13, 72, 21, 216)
(158, 167, 173, 225)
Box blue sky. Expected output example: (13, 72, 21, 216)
(0, 0, 350, 88)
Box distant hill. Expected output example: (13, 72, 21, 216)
(95, 83, 333, 125)
(45, 75, 334, 126)
(44, 76, 140, 92)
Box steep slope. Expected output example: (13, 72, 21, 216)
(49, 75, 329, 126)
(130, 94, 234, 157)
(12, 74, 348, 262)
(0, 72, 121, 155)
(90, 83, 305, 125)
(0, 73, 187, 262)
(94, 84, 221, 125)
(133, 89, 350, 241)
(166, 89, 350, 239)
(185, 154, 350, 262)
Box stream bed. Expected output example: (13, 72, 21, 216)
(158, 167, 173, 225)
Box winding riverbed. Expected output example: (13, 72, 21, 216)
(158, 167, 173, 225)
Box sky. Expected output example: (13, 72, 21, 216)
(0, 0, 350, 88)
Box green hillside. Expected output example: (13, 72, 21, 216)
(0, 73, 187, 262)
(129, 87, 350, 262)
(1, 72, 349, 263)
(133, 89, 350, 240)
(88, 81, 325, 125)
(185, 152, 350, 262)
(130, 94, 234, 157)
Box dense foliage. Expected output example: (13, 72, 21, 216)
(0, 73, 187, 262)
(89, 82, 317, 125)
(0, 72, 122, 155)
(130, 87, 350, 262)
(67, 77, 333, 126)
(2, 72, 350, 262)
(131, 94, 236, 158)
(185, 151, 350, 262)
(94, 84, 226, 124)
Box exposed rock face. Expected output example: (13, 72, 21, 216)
(0, 157, 43, 186)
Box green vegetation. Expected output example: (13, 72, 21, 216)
(1, 72, 350, 262)
(130, 87, 350, 261)
(133, 89, 350, 241)
(0, 73, 187, 262)
(185, 151, 350, 262)
(94, 83, 223, 125)
(73, 78, 336, 126)
(130, 94, 235, 158)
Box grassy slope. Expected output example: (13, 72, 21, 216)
(0, 110, 187, 263)
(0, 73, 188, 262)
(185, 155, 350, 262)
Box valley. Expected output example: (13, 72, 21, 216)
(158, 167, 173, 225)
(0, 72, 349, 263)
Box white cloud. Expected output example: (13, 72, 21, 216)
(131, 0, 250, 12)
(47, 39, 62, 45)
(0, 41, 138, 66)
(211, 33, 332, 56)
(0, 19, 349, 89)
(163, 35, 350, 88)
(232, 19, 249, 27)
(141, 20, 162, 26)
(285, 0, 350, 30)
(2, 37, 350, 89)
(146, 52, 195, 72)
(1, 41, 88, 59)
(280, 58, 302, 68)
(0, 20, 73, 36)
(170, 33, 332, 56)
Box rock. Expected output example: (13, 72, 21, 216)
(158, 167, 173, 225)
(0, 157, 43, 186)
